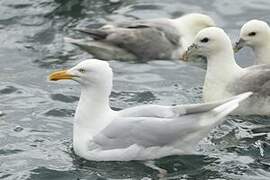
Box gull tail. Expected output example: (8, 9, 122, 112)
(199, 92, 252, 127)
(175, 92, 252, 153)
(64, 37, 137, 61)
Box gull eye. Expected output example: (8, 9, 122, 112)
(200, 37, 209, 43)
(248, 32, 256, 36)
(78, 68, 86, 73)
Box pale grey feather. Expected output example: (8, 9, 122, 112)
(65, 37, 137, 61)
(115, 19, 181, 46)
(223, 65, 270, 115)
(77, 19, 181, 60)
(92, 94, 248, 150)
(228, 64, 270, 96)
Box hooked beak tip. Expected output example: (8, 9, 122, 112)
(234, 39, 245, 53)
(181, 44, 198, 61)
(182, 51, 189, 61)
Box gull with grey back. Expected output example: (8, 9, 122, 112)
(49, 59, 251, 161)
(66, 13, 215, 61)
(185, 27, 270, 115)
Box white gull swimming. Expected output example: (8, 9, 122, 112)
(185, 27, 270, 115)
(49, 59, 251, 161)
(234, 20, 270, 65)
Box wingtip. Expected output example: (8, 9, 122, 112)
(221, 92, 253, 112)
(212, 92, 253, 115)
(234, 91, 253, 102)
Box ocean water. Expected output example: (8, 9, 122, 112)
(0, 0, 270, 179)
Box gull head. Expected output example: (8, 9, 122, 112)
(49, 59, 113, 91)
(234, 20, 270, 52)
(183, 27, 232, 60)
(175, 13, 216, 35)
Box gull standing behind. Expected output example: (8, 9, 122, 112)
(185, 27, 270, 115)
(234, 20, 270, 65)
(49, 59, 251, 161)
(66, 13, 215, 61)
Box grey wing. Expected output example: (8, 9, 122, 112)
(93, 93, 250, 150)
(117, 93, 248, 118)
(93, 116, 204, 150)
(77, 19, 181, 59)
(228, 64, 270, 96)
(116, 19, 181, 46)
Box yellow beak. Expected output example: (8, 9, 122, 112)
(49, 70, 73, 81)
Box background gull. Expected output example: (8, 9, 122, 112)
(185, 27, 270, 115)
(49, 59, 251, 162)
(66, 13, 215, 61)
(234, 20, 270, 65)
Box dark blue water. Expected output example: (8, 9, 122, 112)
(1, 0, 270, 179)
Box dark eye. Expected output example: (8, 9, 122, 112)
(248, 32, 256, 36)
(78, 68, 86, 73)
(200, 37, 209, 43)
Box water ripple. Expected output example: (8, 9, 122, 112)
(1, 0, 270, 179)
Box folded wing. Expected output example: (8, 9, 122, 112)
(229, 64, 270, 96)
(76, 19, 181, 60)
(93, 92, 251, 151)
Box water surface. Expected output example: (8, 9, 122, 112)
(1, 0, 270, 179)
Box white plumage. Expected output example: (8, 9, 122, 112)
(49, 59, 251, 161)
(235, 20, 270, 65)
(186, 27, 270, 115)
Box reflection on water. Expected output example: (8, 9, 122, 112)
(1, 0, 270, 179)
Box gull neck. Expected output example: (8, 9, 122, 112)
(253, 43, 270, 64)
(74, 85, 114, 136)
(203, 47, 243, 102)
